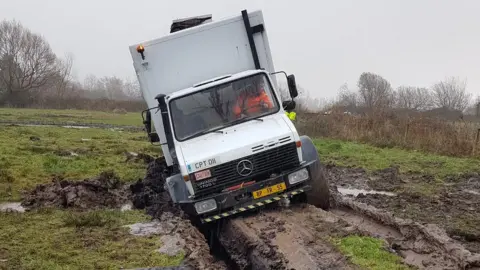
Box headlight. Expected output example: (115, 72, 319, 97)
(194, 199, 217, 214)
(288, 168, 309, 185)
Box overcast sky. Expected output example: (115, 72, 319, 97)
(2, 0, 480, 99)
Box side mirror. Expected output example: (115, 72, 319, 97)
(282, 100, 296, 111)
(287, 75, 298, 98)
(143, 110, 153, 134)
(141, 109, 159, 143)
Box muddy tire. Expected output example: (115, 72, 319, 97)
(300, 136, 330, 210)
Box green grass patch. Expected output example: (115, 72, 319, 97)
(0, 108, 142, 126)
(333, 235, 411, 270)
(0, 209, 183, 270)
(0, 126, 158, 201)
(314, 138, 480, 177)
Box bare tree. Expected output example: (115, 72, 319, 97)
(337, 83, 358, 108)
(396, 86, 432, 111)
(83, 74, 98, 92)
(0, 19, 57, 101)
(431, 77, 471, 111)
(357, 72, 394, 108)
(124, 78, 142, 99)
(52, 53, 74, 98)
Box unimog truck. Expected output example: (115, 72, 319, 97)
(129, 9, 329, 223)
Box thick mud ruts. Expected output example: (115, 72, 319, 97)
(332, 190, 480, 269)
(326, 163, 480, 255)
(128, 157, 227, 270)
(220, 204, 357, 270)
(22, 171, 130, 209)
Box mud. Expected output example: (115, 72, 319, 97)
(128, 158, 226, 270)
(18, 149, 480, 269)
(22, 171, 130, 209)
(220, 204, 358, 270)
(332, 190, 480, 269)
(129, 157, 183, 218)
(326, 164, 480, 255)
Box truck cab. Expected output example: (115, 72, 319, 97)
(129, 10, 329, 223)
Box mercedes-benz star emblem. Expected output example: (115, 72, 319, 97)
(237, 160, 254, 176)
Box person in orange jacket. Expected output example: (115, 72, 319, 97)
(233, 77, 274, 118)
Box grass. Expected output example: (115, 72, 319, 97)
(0, 108, 142, 127)
(313, 138, 480, 178)
(298, 111, 480, 158)
(0, 209, 183, 270)
(0, 125, 159, 201)
(333, 235, 411, 270)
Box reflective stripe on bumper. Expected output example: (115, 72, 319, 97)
(201, 188, 306, 223)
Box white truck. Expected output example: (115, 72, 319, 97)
(129, 9, 329, 223)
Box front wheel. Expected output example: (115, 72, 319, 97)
(305, 160, 330, 210)
(298, 135, 330, 210)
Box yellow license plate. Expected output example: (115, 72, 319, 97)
(252, 182, 286, 199)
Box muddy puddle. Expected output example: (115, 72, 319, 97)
(0, 121, 142, 131)
(0, 202, 26, 213)
(336, 186, 396, 197)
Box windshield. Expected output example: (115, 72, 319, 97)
(169, 73, 279, 141)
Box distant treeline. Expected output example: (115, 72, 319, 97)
(0, 19, 143, 110)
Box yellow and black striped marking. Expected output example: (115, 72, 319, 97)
(201, 188, 305, 223)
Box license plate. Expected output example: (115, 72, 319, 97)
(252, 182, 286, 199)
(194, 169, 211, 181)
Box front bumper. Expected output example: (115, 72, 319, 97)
(178, 160, 315, 223)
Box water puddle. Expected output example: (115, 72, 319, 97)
(337, 187, 396, 197)
(61, 125, 90, 129)
(4, 123, 91, 129)
(0, 202, 26, 213)
(120, 203, 133, 211)
(464, 190, 480, 196)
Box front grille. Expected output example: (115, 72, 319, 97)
(192, 142, 299, 196)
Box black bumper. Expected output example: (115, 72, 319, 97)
(178, 160, 315, 222)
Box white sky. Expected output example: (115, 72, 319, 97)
(2, 0, 480, 99)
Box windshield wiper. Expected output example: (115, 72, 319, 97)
(182, 128, 224, 140)
(250, 118, 263, 122)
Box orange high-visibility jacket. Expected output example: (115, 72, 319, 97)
(233, 90, 273, 117)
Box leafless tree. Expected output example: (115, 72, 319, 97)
(124, 78, 142, 99)
(396, 86, 432, 111)
(0, 19, 57, 100)
(51, 53, 74, 98)
(337, 83, 358, 108)
(431, 77, 471, 111)
(99, 76, 126, 100)
(357, 72, 394, 108)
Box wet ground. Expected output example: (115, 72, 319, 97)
(11, 156, 480, 270)
(21, 170, 131, 210)
(326, 164, 480, 254)
(0, 120, 143, 131)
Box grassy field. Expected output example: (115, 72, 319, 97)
(0, 209, 183, 270)
(0, 108, 142, 127)
(314, 138, 480, 178)
(0, 125, 158, 201)
(0, 113, 181, 269)
(1, 108, 479, 269)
